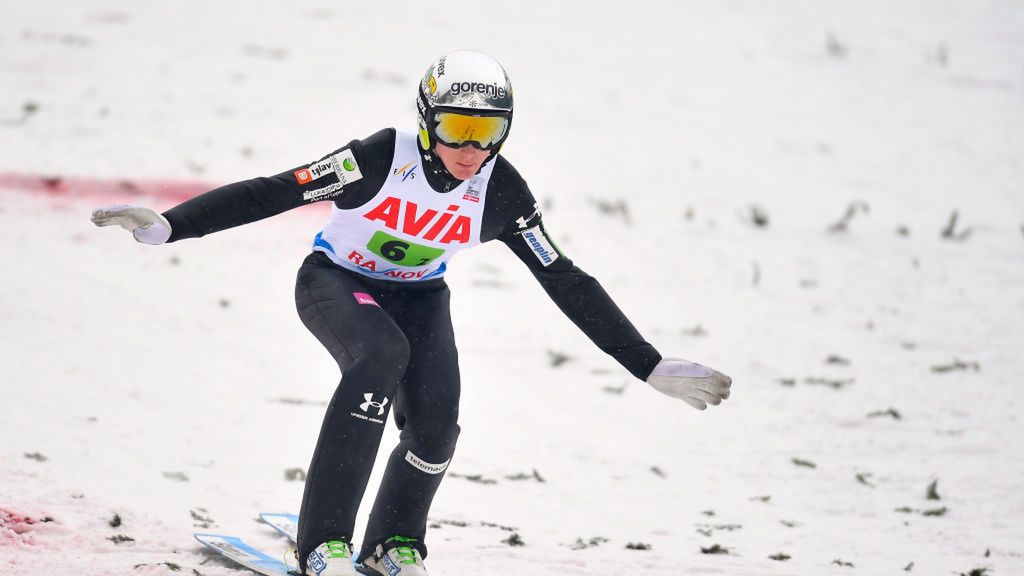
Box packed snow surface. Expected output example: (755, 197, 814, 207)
(2, 1, 1023, 575)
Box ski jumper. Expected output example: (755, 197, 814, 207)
(160, 128, 662, 568)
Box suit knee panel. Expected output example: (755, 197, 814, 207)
(347, 333, 411, 376)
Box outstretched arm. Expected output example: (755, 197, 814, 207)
(498, 199, 662, 381)
(91, 128, 395, 243)
(490, 159, 731, 409)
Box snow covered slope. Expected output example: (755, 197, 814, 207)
(2, 1, 1022, 575)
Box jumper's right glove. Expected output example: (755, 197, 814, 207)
(90, 204, 172, 245)
(646, 357, 732, 410)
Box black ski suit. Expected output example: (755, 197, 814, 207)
(160, 127, 662, 568)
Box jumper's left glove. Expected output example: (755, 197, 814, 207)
(646, 358, 732, 410)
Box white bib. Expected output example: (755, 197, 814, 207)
(311, 130, 493, 282)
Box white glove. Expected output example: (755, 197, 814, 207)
(90, 204, 172, 245)
(646, 357, 732, 410)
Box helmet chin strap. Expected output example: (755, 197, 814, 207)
(418, 139, 460, 192)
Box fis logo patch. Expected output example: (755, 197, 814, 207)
(393, 161, 418, 181)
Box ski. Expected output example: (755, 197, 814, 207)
(259, 512, 299, 543)
(194, 533, 295, 576)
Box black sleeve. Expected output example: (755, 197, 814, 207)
(162, 128, 396, 242)
(484, 156, 663, 381)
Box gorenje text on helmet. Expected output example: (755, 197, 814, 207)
(448, 81, 508, 100)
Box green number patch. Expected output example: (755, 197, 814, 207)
(366, 231, 446, 267)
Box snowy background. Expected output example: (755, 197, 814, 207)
(2, 0, 1023, 574)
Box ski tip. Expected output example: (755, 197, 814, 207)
(259, 512, 300, 521)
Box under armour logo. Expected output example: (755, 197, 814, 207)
(359, 393, 389, 416)
(516, 202, 541, 229)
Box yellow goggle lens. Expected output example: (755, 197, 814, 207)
(433, 112, 509, 148)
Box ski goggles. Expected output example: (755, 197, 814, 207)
(430, 109, 511, 150)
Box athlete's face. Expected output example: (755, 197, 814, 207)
(434, 143, 492, 180)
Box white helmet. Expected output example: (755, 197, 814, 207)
(417, 50, 514, 152)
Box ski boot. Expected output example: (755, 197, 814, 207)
(355, 535, 428, 576)
(304, 540, 357, 576)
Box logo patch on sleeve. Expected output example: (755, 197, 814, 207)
(516, 202, 542, 229)
(521, 225, 559, 266)
(293, 158, 335, 184)
(330, 149, 363, 184)
(302, 182, 344, 201)
(293, 149, 364, 186)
